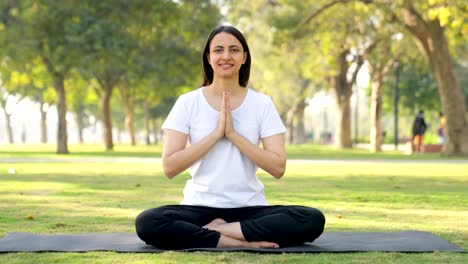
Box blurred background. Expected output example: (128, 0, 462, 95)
(0, 0, 467, 155)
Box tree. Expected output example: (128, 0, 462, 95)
(393, 1, 468, 155)
(66, 72, 97, 144)
(0, 91, 24, 144)
(357, 5, 398, 152)
(296, 0, 467, 154)
(296, 1, 372, 148)
(75, 1, 138, 150)
(133, 0, 221, 145)
(0, 64, 30, 144)
(226, 0, 318, 144)
(24, 60, 55, 144)
(7, 0, 87, 153)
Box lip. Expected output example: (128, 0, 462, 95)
(219, 63, 234, 69)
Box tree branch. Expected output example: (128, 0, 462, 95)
(350, 55, 364, 88)
(298, 0, 350, 28)
(298, 0, 374, 27)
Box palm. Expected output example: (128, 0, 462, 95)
(224, 92, 234, 136)
(216, 91, 234, 139)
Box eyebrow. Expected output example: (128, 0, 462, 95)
(212, 45, 241, 49)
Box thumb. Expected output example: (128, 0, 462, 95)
(224, 91, 230, 110)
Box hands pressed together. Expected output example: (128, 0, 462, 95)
(215, 91, 237, 141)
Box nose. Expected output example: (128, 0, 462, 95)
(221, 50, 230, 60)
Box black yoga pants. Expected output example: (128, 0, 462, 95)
(135, 205, 325, 249)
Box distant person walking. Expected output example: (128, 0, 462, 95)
(412, 110, 427, 153)
(438, 112, 446, 144)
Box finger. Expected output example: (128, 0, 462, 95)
(225, 91, 231, 111)
(221, 91, 226, 113)
(225, 92, 232, 126)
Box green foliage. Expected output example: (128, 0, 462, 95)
(1, 0, 222, 144)
(380, 61, 440, 116)
(150, 96, 177, 119)
(454, 62, 468, 107)
(1, 0, 465, 148)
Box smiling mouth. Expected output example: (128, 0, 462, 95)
(220, 64, 233, 69)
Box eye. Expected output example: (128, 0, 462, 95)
(230, 48, 240, 53)
(213, 48, 223, 53)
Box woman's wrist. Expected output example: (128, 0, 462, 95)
(225, 130, 239, 141)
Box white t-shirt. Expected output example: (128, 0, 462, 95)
(162, 87, 286, 208)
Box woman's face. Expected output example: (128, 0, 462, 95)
(207, 32, 247, 81)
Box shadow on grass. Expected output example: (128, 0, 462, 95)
(1, 171, 466, 211)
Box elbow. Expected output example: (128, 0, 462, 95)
(162, 159, 177, 179)
(163, 168, 177, 179)
(271, 160, 286, 179)
(272, 168, 285, 179)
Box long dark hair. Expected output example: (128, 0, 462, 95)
(201, 25, 251, 87)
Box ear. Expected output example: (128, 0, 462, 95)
(242, 52, 247, 64)
(206, 52, 211, 64)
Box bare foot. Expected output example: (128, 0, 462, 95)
(246, 241, 280, 249)
(217, 235, 279, 248)
(203, 218, 227, 230)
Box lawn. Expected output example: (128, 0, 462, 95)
(0, 143, 463, 160)
(0, 144, 467, 263)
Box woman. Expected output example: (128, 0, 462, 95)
(135, 25, 325, 249)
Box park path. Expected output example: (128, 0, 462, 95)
(0, 157, 467, 164)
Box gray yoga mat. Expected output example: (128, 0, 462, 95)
(0, 231, 465, 253)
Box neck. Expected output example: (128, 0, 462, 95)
(209, 78, 243, 95)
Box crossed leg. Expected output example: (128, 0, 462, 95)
(136, 205, 325, 249)
(203, 218, 279, 248)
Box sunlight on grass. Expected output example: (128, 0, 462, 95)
(0, 158, 467, 263)
(1, 143, 465, 160)
(0, 181, 74, 192)
(282, 162, 468, 177)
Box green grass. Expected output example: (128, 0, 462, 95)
(0, 144, 163, 158)
(1, 143, 466, 160)
(0, 155, 467, 263)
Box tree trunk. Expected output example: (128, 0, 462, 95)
(286, 107, 295, 144)
(294, 100, 307, 144)
(331, 49, 362, 148)
(124, 95, 136, 146)
(402, 8, 468, 156)
(152, 118, 159, 145)
(75, 103, 85, 144)
(0, 97, 13, 144)
(427, 25, 468, 155)
(144, 100, 151, 145)
(335, 95, 352, 148)
(54, 75, 69, 154)
(21, 123, 26, 143)
(102, 84, 114, 151)
(39, 101, 48, 144)
(92, 117, 98, 144)
(369, 72, 383, 152)
(2, 109, 13, 144)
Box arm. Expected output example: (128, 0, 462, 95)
(227, 132, 287, 179)
(162, 129, 222, 178)
(162, 93, 228, 178)
(223, 92, 286, 178)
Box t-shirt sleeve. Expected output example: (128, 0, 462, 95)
(161, 95, 190, 134)
(260, 96, 287, 138)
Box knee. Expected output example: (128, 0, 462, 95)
(135, 209, 154, 240)
(293, 207, 326, 237)
(307, 208, 325, 237)
(135, 207, 170, 242)
(307, 207, 325, 226)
